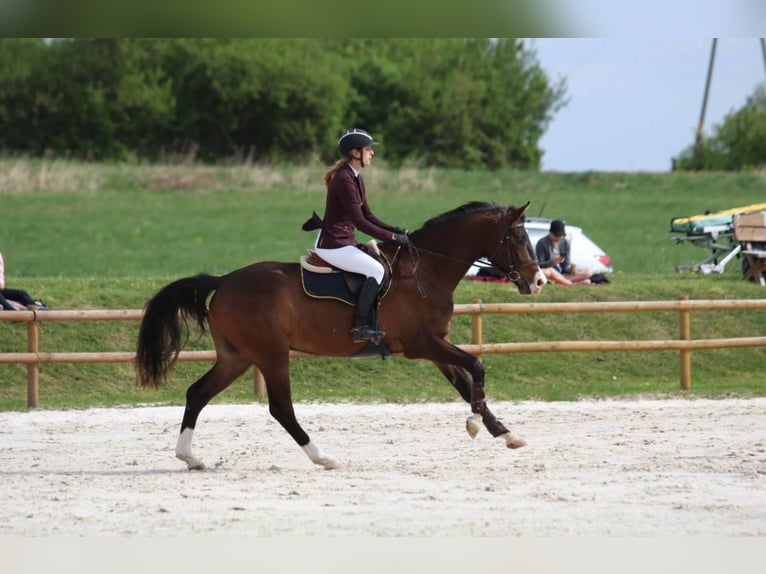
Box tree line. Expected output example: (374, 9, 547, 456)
(673, 84, 766, 171)
(0, 38, 565, 169)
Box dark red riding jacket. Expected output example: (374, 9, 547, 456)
(315, 164, 398, 249)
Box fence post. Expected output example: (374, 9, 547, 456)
(27, 310, 40, 408)
(253, 368, 266, 400)
(472, 298, 483, 359)
(679, 295, 692, 391)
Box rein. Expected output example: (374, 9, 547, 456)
(390, 242, 427, 298)
(401, 207, 538, 297)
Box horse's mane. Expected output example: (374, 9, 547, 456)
(418, 201, 502, 231)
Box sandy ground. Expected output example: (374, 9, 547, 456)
(0, 398, 764, 536)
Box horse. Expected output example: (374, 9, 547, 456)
(135, 200, 546, 470)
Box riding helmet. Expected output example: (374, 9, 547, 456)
(338, 128, 378, 156)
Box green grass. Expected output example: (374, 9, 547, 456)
(1, 160, 765, 411)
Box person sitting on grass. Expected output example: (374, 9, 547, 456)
(0, 251, 47, 310)
(535, 220, 593, 286)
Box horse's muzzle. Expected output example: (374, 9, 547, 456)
(516, 269, 546, 295)
(530, 269, 547, 294)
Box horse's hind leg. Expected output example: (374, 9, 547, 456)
(176, 355, 250, 470)
(259, 357, 341, 470)
(433, 361, 526, 449)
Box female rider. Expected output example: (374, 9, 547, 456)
(306, 129, 407, 343)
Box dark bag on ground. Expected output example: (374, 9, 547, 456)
(476, 267, 507, 280)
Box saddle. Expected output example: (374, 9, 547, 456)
(300, 241, 392, 306)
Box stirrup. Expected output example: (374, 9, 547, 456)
(351, 326, 385, 344)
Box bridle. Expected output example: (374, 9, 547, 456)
(481, 208, 539, 282)
(395, 207, 539, 296)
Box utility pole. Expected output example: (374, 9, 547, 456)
(688, 39, 766, 171)
(697, 38, 766, 144)
(696, 38, 717, 145)
(691, 38, 718, 168)
(761, 38, 766, 79)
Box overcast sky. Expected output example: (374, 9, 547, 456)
(530, 38, 766, 172)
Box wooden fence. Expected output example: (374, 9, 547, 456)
(2, 298, 766, 407)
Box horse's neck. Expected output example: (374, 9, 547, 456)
(418, 218, 495, 263)
(405, 220, 495, 285)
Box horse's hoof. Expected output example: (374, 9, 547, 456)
(303, 442, 341, 470)
(499, 432, 526, 449)
(319, 457, 342, 470)
(178, 454, 206, 471)
(466, 414, 482, 439)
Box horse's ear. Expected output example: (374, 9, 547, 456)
(508, 201, 531, 222)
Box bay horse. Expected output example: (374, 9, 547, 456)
(135, 201, 546, 470)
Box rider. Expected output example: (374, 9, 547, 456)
(307, 128, 408, 343)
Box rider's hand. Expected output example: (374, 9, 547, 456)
(393, 232, 409, 245)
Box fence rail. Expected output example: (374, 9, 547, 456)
(2, 298, 765, 407)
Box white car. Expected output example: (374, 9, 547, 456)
(467, 217, 613, 276)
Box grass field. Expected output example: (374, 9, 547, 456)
(1, 160, 765, 410)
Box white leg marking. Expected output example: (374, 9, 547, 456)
(302, 441, 342, 470)
(466, 414, 482, 438)
(498, 432, 527, 449)
(175, 428, 206, 470)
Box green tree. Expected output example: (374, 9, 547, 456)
(338, 38, 565, 169)
(0, 39, 51, 153)
(153, 38, 349, 161)
(0, 38, 564, 169)
(673, 83, 766, 171)
(0, 39, 175, 160)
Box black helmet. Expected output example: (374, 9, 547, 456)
(550, 219, 566, 237)
(338, 128, 378, 156)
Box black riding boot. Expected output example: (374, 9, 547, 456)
(351, 277, 385, 343)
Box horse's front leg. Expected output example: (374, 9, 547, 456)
(475, 407, 527, 449)
(430, 356, 491, 428)
(433, 360, 526, 449)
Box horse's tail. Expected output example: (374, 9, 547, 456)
(135, 273, 220, 388)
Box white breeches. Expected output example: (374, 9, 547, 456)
(314, 244, 384, 284)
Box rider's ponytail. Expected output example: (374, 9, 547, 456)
(323, 158, 349, 189)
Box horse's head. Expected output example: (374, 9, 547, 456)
(487, 202, 546, 295)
